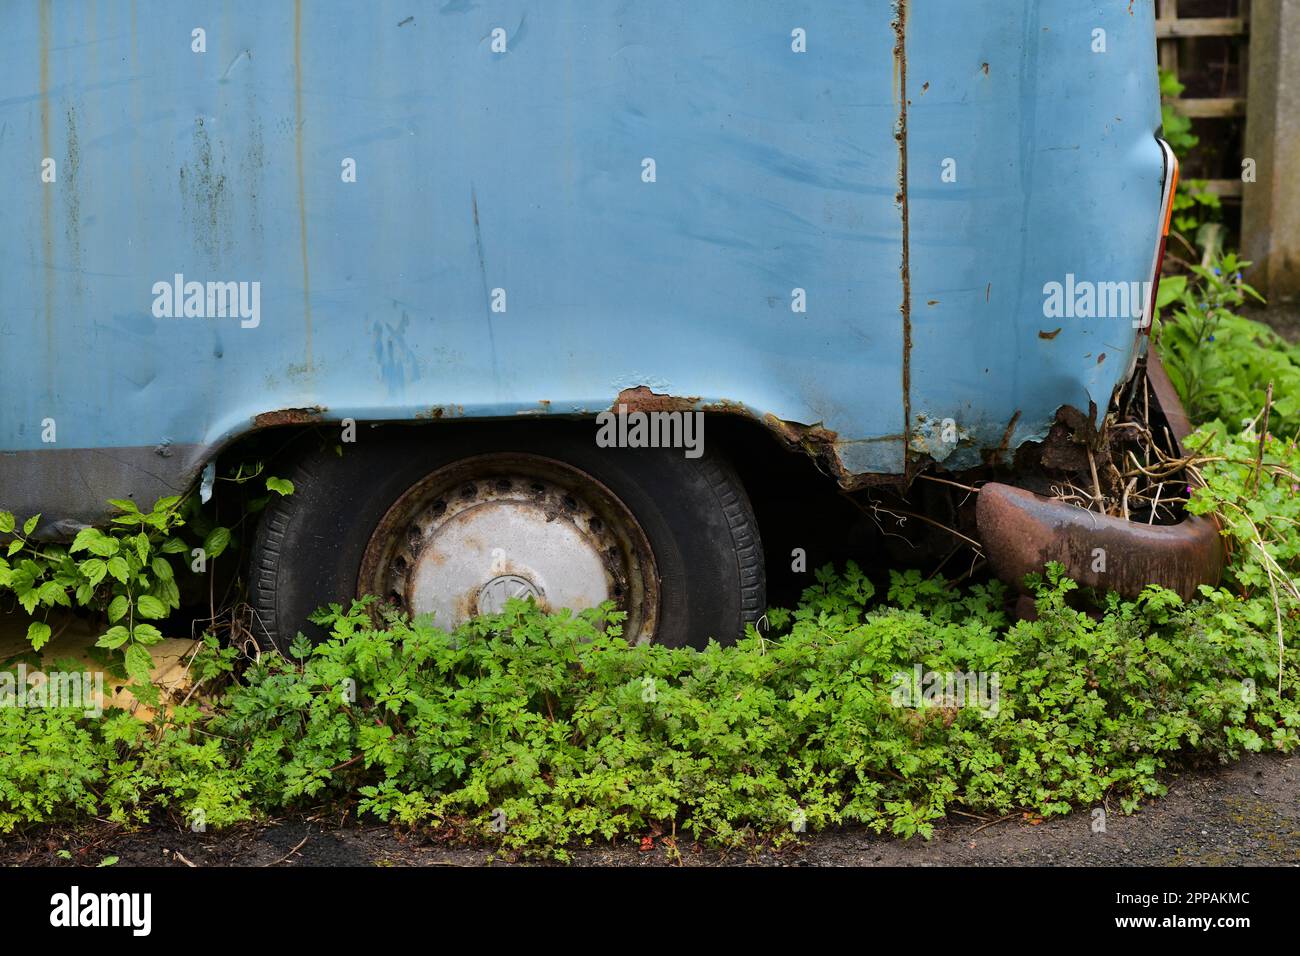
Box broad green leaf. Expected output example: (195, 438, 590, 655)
(106, 556, 130, 583)
(131, 623, 164, 646)
(70, 528, 100, 554)
(86, 535, 120, 557)
(27, 621, 51, 651)
(37, 581, 70, 607)
(79, 558, 107, 587)
(135, 595, 167, 620)
(266, 477, 295, 496)
(124, 644, 154, 684)
(203, 527, 231, 559)
(96, 625, 130, 650)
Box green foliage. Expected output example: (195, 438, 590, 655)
(1159, 69, 1198, 158)
(0, 353, 1295, 854)
(1171, 179, 1222, 238)
(1158, 68, 1222, 242)
(0, 497, 206, 700)
(2, 555, 1295, 854)
(1155, 253, 1300, 432)
(265, 476, 295, 497)
(1187, 423, 1300, 598)
(0, 454, 287, 679)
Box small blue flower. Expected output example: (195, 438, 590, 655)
(1213, 267, 1221, 275)
(1208, 334, 1215, 342)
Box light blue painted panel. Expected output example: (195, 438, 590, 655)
(0, 1, 1167, 524)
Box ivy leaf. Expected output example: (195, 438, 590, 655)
(0, 511, 13, 534)
(107, 595, 129, 623)
(22, 515, 40, 536)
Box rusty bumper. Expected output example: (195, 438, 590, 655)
(975, 483, 1223, 600)
(976, 353, 1224, 600)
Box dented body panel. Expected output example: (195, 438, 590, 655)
(1, 1, 1166, 529)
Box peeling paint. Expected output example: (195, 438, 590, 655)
(909, 413, 970, 462)
(612, 385, 701, 414)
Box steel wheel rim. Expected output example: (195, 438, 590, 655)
(357, 453, 659, 642)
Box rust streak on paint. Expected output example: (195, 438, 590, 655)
(293, 0, 313, 369)
(893, 0, 912, 475)
(983, 409, 1022, 465)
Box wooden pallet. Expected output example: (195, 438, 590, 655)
(1156, 0, 1249, 199)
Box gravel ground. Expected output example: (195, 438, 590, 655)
(5, 753, 1296, 867)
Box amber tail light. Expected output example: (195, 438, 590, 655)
(1141, 138, 1180, 334)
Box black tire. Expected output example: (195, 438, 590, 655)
(250, 423, 764, 652)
